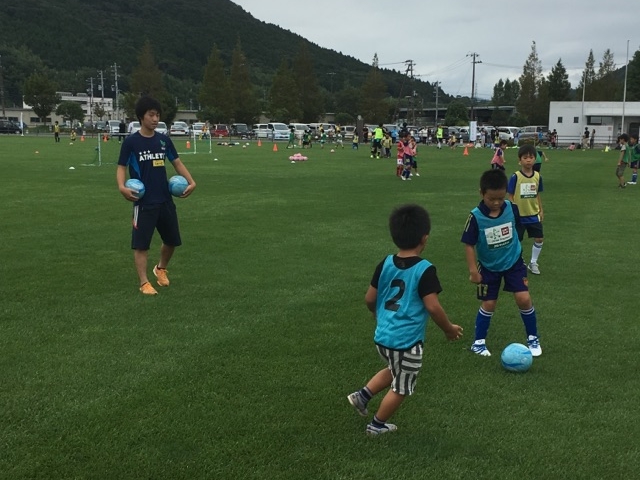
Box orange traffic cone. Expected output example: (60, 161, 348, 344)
(257, 139, 262, 147)
(186, 140, 191, 149)
(272, 143, 278, 152)
(463, 146, 469, 156)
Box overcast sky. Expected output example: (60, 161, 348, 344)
(232, 0, 639, 100)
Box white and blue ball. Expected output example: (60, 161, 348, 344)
(501, 343, 533, 372)
(125, 178, 145, 199)
(168, 175, 189, 197)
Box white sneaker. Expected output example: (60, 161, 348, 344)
(528, 262, 540, 275)
(527, 335, 542, 357)
(470, 340, 491, 356)
(416, 173, 420, 176)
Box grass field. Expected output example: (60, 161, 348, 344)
(2, 134, 639, 479)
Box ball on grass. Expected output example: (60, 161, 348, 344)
(501, 343, 533, 372)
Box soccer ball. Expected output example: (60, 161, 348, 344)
(501, 343, 533, 372)
(168, 175, 189, 197)
(125, 178, 145, 199)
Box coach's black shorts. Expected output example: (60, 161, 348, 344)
(131, 201, 182, 250)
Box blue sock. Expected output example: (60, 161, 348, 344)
(359, 386, 372, 403)
(520, 306, 538, 337)
(475, 307, 493, 340)
(633, 173, 638, 183)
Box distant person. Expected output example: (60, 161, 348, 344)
(628, 133, 640, 184)
(351, 130, 358, 150)
(118, 119, 126, 143)
(590, 129, 595, 149)
(582, 127, 590, 150)
(347, 204, 463, 436)
(436, 125, 444, 149)
(490, 140, 508, 170)
(382, 132, 392, 158)
(508, 144, 545, 275)
(362, 125, 369, 144)
(616, 133, 630, 188)
(286, 127, 295, 149)
(370, 123, 384, 158)
(461, 169, 541, 358)
(117, 96, 197, 295)
(533, 147, 548, 173)
(54, 121, 60, 143)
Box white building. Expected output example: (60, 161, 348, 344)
(549, 101, 640, 146)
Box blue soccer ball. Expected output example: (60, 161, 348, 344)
(168, 175, 189, 197)
(501, 343, 533, 372)
(125, 178, 145, 199)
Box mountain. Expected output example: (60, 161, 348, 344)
(0, 0, 446, 109)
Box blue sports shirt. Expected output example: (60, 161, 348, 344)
(372, 255, 440, 350)
(461, 200, 522, 272)
(118, 132, 179, 206)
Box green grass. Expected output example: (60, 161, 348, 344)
(1, 135, 639, 479)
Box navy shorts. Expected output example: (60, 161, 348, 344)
(517, 222, 543, 240)
(533, 163, 542, 172)
(631, 161, 639, 169)
(131, 201, 182, 250)
(476, 258, 529, 301)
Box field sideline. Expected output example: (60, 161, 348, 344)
(1, 135, 639, 479)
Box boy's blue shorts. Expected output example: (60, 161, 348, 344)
(476, 258, 528, 301)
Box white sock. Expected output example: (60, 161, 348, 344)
(531, 242, 543, 264)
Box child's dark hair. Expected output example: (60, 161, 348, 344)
(500, 140, 508, 147)
(135, 96, 162, 122)
(620, 133, 630, 143)
(480, 169, 508, 193)
(389, 204, 431, 250)
(517, 143, 537, 159)
(631, 133, 639, 142)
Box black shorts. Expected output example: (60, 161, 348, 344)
(131, 201, 182, 250)
(533, 163, 542, 172)
(517, 222, 543, 241)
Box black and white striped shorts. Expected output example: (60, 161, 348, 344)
(376, 342, 424, 396)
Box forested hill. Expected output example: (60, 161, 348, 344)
(0, 0, 444, 106)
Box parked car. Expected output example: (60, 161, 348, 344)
(212, 124, 229, 138)
(128, 121, 141, 134)
(497, 126, 520, 141)
(0, 119, 22, 134)
(95, 121, 107, 131)
(288, 123, 309, 140)
(518, 125, 548, 143)
(252, 123, 270, 138)
(170, 121, 190, 136)
(107, 120, 120, 135)
(268, 122, 290, 140)
(230, 123, 252, 138)
(341, 125, 356, 140)
(192, 122, 208, 138)
(156, 122, 168, 135)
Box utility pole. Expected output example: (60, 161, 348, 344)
(467, 53, 481, 121)
(98, 70, 106, 118)
(405, 60, 415, 124)
(433, 80, 440, 126)
(0, 54, 5, 118)
(111, 63, 120, 120)
(87, 77, 95, 124)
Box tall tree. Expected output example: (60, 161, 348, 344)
(626, 49, 640, 101)
(359, 53, 389, 124)
(516, 41, 544, 124)
(293, 42, 323, 122)
(268, 59, 301, 122)
(229, 40, 258, 125)
(576, 50, 597, 101)
(130, 39, 165, 98)
(55, 101, 84, 125)
(591, 49, 617, 100)
(23, 73, 60, 124)
(444, 100, 470, 125)
(547, 59, 571, 101)
(198, 44, 231, 123)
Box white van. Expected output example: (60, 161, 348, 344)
(288, 123, 309, 139)
(268, 122, 290, 140)
(252, 123, 270, 138)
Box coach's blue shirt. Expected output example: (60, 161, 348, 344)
(374, 255, 434, 350)
(461, 200, 522, 272)
(118, 132, 179, 206)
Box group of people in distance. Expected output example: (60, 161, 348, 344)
(349, 143, 544, 436)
